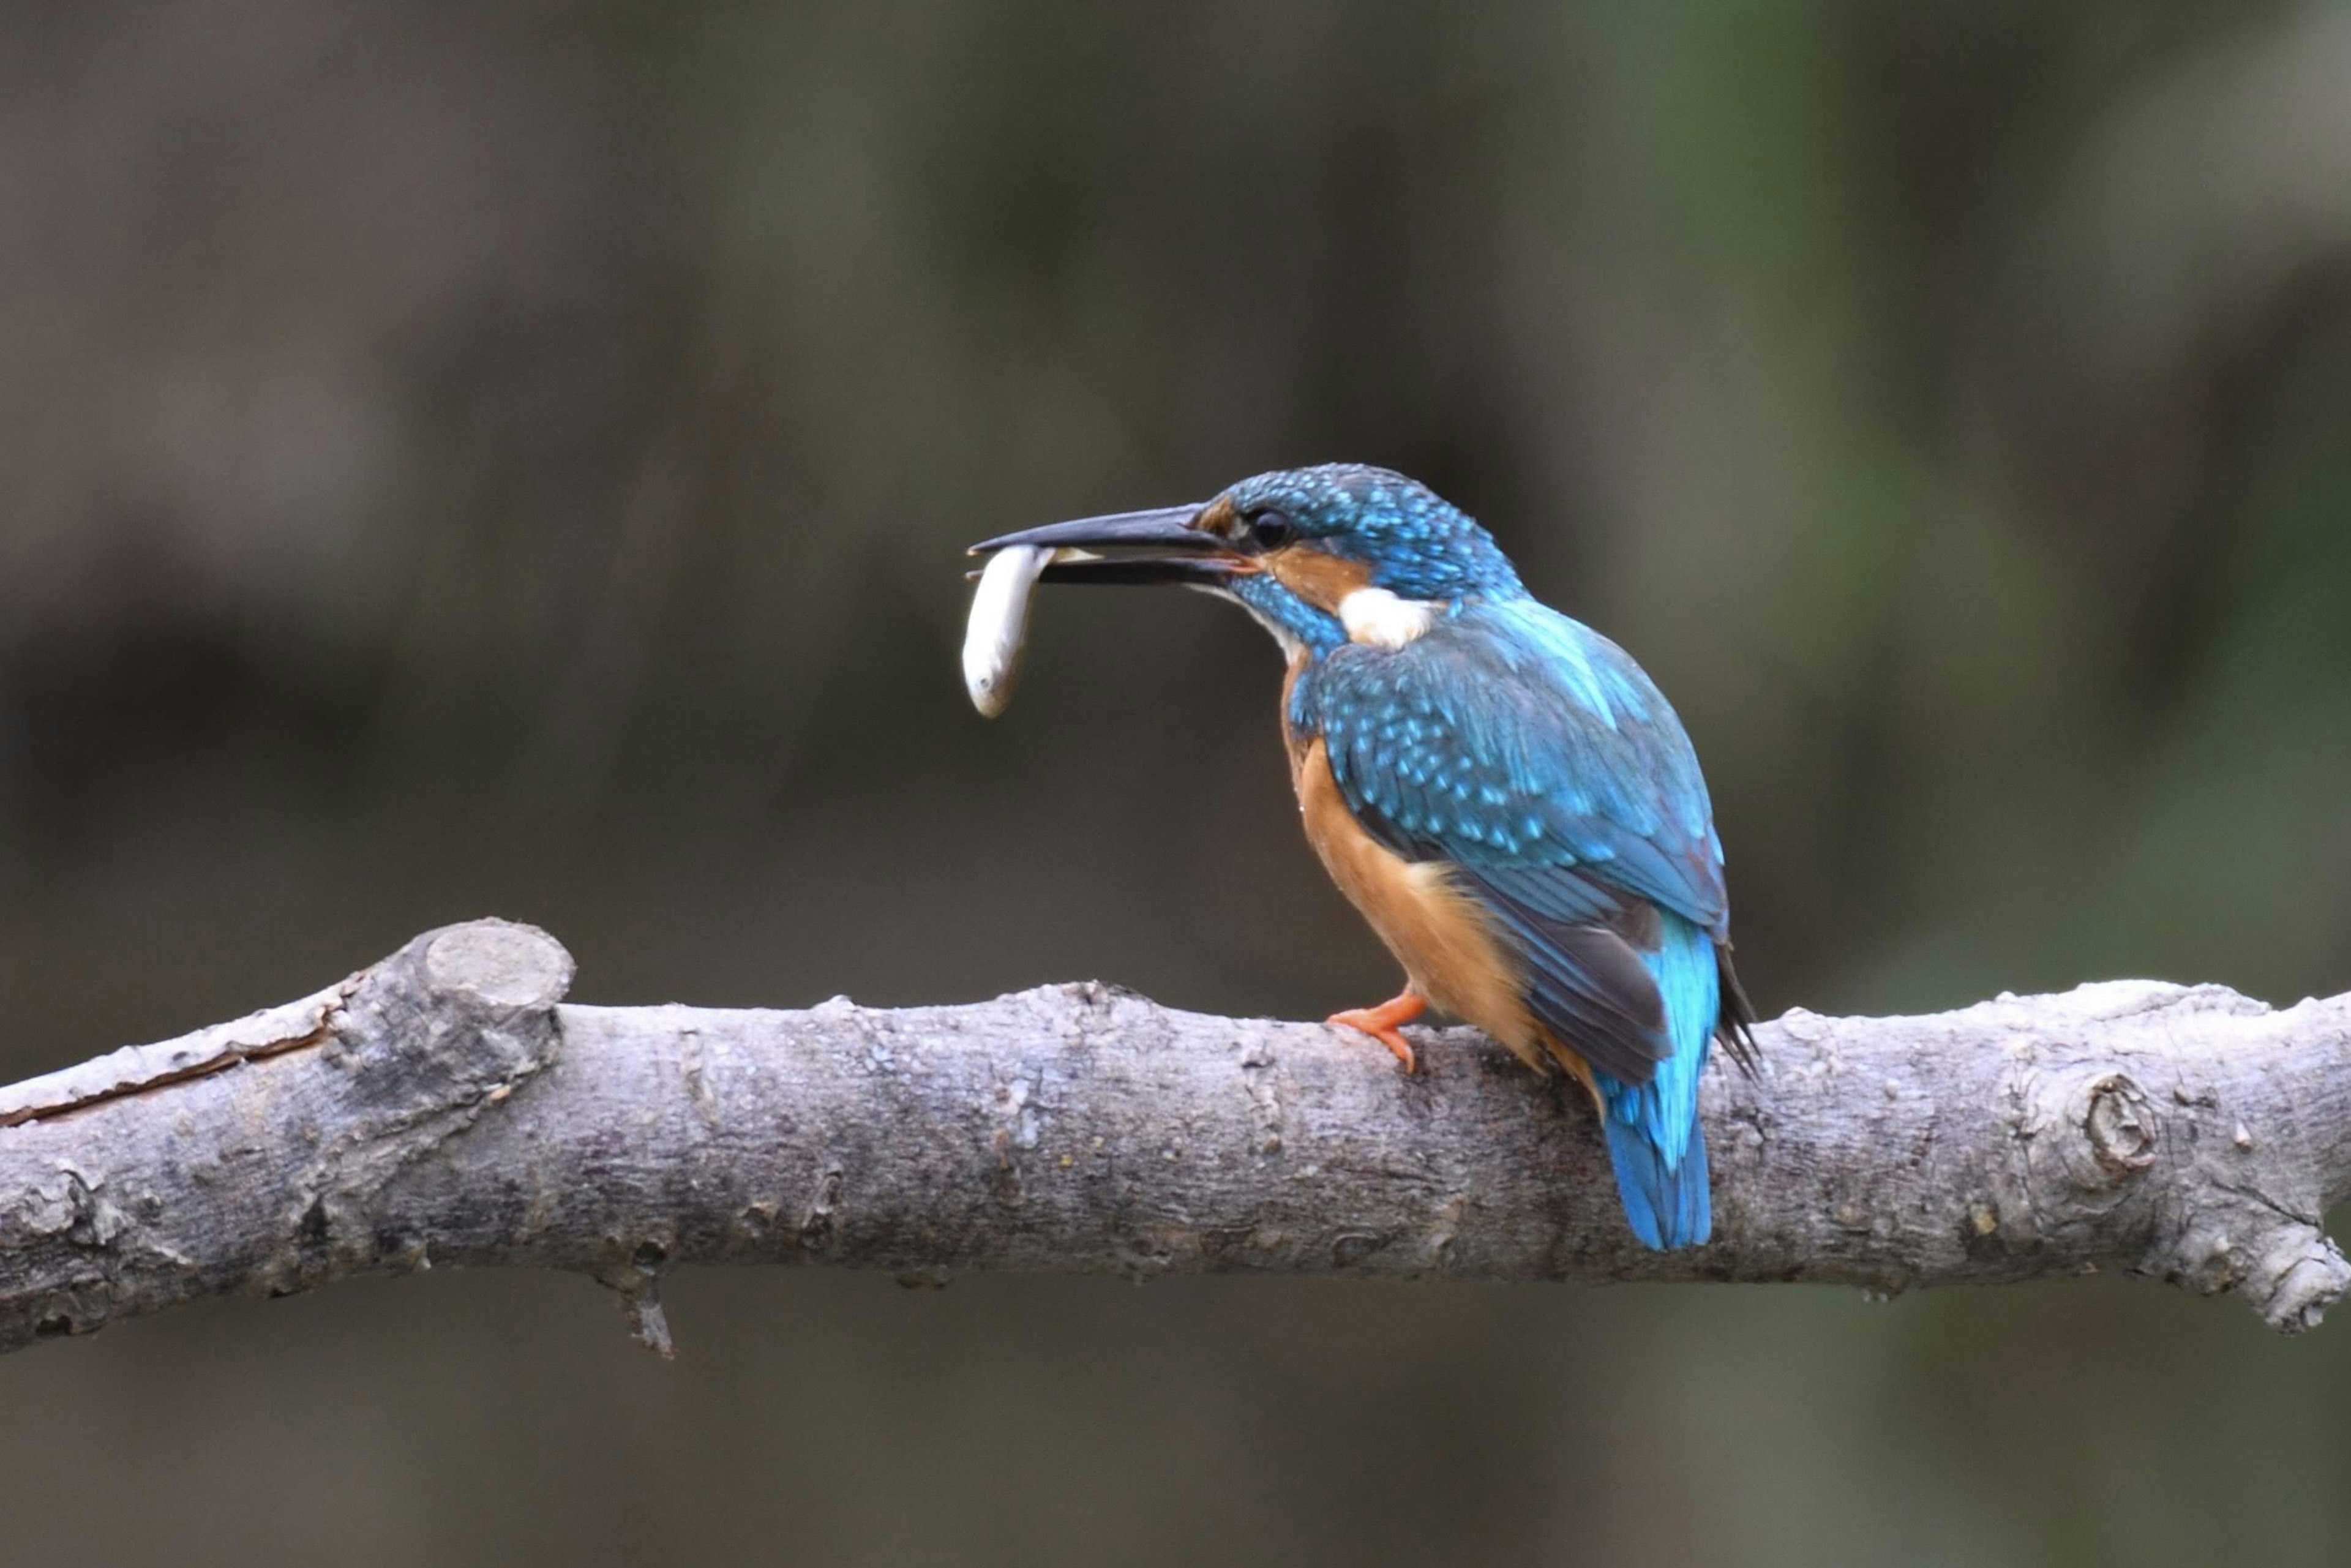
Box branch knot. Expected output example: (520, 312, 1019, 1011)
(2082, 1075, 2158, 1182)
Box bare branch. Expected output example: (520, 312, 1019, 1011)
(2, 920, 2345, 1355)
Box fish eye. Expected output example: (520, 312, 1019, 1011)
(1247, 509, 1294, 550)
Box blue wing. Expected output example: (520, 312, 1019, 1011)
(1297, 598, 1751, 1247)
(1301, 599, 1729, 915)
(1299, 596, 1734, 1035)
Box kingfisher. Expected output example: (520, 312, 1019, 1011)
(971, 464, 1755, 1248)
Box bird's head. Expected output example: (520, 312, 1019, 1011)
(970, 463, 1523, 655)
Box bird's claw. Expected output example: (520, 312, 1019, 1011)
(1326, 992, 1426, 1074)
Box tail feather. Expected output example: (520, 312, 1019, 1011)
(1602, 1106, 1712, 1248)
(1591, 909, 1721, 1248)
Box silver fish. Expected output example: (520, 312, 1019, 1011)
(962, 544, 1054, 718)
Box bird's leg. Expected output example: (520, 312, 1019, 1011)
(1325, 989, 1425, 1074)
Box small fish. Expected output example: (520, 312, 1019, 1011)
(962, 544, 1052, 717)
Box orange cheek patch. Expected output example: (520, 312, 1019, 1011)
(1265, 547, 1373, 614)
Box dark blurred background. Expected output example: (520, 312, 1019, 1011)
(3, 2, 2349, 1562)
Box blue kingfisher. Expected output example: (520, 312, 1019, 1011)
(972, 463, 1755, 1248)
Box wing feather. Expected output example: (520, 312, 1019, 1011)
(1305, 599, 1738, 1082)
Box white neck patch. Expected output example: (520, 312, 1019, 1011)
(1338, 587, 1437, 649)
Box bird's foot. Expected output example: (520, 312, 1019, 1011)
(1325, 991, 1425, 1074)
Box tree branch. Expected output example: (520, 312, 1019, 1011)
(2, 920, 2345, 1356)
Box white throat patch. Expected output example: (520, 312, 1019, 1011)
(1338, 587, 1437, 649)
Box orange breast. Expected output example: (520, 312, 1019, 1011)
(1288, 732, 1562, 1079)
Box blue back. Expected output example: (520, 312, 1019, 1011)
(1291, 594, 1742, 1248)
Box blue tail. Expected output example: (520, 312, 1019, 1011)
(1594, 911, 1720, 1249)
(1602, 1100, 1711, 1248)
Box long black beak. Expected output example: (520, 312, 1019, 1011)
(969, 504, 1246, 587)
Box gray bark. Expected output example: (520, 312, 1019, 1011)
(1, 920, 2345, 1357)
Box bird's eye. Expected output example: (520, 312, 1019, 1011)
(1247, 509, 1294, 550)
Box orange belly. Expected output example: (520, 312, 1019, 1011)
(1289, 733, 1578, 1083)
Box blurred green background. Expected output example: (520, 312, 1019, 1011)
(3, 2, 2349, 1562)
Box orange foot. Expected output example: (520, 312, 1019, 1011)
(1326, 990, 1426, 1074)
